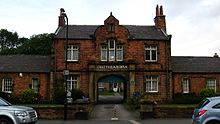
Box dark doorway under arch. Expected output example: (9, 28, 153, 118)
(97, 75, 127, 104)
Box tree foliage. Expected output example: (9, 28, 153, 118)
(18, 33, 53, 55)
(0, 29, 53, 55)
(0, 29, 19, 50)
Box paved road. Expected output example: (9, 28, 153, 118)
(98, 94, 123, 104)
(90, 104, 139, 120)
(37, 119, 192, 124)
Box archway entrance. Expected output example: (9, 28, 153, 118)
(97, 75, 127, 104)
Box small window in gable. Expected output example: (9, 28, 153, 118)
(107, 24, 115, 32)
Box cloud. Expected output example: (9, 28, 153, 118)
(1, 0, 220, 56)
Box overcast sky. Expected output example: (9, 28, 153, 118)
(1, 0, 220, 56)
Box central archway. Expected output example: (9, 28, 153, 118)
(97, 74, 127, 104)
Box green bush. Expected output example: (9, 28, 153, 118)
(71, 89, 85, 101)
(173, 93, 203, 104)
(200, 88, 215, 98)
(20, 89, 41, 103)
(53, 88, 65, 104)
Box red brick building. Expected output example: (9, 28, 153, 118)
(0, 55, 52, 100)
(0, 5, 219, 103)
(172, 56, 220, 95)
(53, 5, 172, 103)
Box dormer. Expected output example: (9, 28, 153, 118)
(104, 12, 119, 32)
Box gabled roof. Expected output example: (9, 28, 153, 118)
(171, 56, 220, 73)
(0, 55, 51, 73)
(54, 25, 169, 40)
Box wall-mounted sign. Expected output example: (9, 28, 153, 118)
(96, 65, 128, 71)
(63, 70, 69, 75)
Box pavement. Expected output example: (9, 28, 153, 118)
(98, 93, 123, 104)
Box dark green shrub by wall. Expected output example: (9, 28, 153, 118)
(173, 93, 203, 104)
(71, 89, 85, 101)
(53, 88, 65, 104)
(20, 88, 41, 103)
(200, 88, 216, 98)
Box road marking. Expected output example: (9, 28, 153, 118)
(111, 105, 119, 120)
(129, 120, 140, 124)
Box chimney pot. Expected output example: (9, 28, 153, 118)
(160, 6, 163, 15)
(154, 5, 166, 32)
(214, 53, 219, 57)
(156, 5, 159, 16)
(58, 8, 65, 27)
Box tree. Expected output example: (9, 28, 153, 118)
(0, 28, 53, 55)
(0, 29, 19, 51)
(18, 33, 53, 55)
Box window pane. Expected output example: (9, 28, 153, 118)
(66, 45, 79, 61)
(109, 50, 115, 61)
(145, 46, 157, 61)
(182, 79, 189, 93)
(101, 45, 107, 61)
(109, 40, 115, 49)
(32, 78, 39, 93)
(116, 45, 123, 61)
(207, 79, 216, 91)
(151, 50, 157, 60)
(67, 75, 78, 91)
(73, 50, 78, 61)
(145, 75, 158, 92)
(67, 50, 71, 60)
(2, 79, 13, 93)
(146, 50, 150, 60)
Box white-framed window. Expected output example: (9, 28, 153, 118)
(67, 75, 78, 91)
(100, 39, 124, 62)
(182, 78, 189, 93)
(2, 78, 13, 93)
(145, 75, 159, 93)
(207, 78, 216, 92)
(32, 78, 39, 93)
(109, 39, 115, 61)
(67, 45, 79, 61)
(145, 45, 157, 62)
(101, 45, 107, 61)
(116, 45, 123, 61)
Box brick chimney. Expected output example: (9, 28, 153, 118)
(58, 8, 65, 27)
(154, 5, 166, 33)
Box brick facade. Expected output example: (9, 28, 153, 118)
(0, 72, 51, 100)
(53, 6, 172, 103)
(173, 73, 220, 95)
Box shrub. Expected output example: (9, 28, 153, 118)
(71, 89, 85, 101)
(173, 93, 203, 104)
(200, 88, 215, 98)
(20, 88, 41, 103)
(53, 88, 65, 104)
(126, 91, 142, 110)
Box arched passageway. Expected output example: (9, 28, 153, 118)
(97, 75, 127, 104)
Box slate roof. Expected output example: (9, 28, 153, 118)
(54, 25, 169, 40)
(171, 56, 220, 73)
(0, 55, 51, 73)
